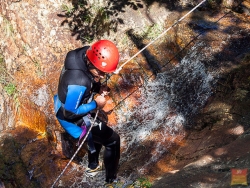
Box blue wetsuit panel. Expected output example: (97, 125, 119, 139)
(64, 85, 97, 115)
(54, 94, 82, 138)
(58, 119, 82, 138)
(54, 85, 97, 138)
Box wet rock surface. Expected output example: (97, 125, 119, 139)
(152, 54, 250, 187)
(0, 0, 250, 187)
(0, 127, 61, 187)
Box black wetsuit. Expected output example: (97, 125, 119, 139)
(54, 46, 120, 183)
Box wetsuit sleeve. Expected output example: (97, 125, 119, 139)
(64, 85, 97, 117)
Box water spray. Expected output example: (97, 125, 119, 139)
(113, 0, 207, 75)
(51, 1, 207, 186)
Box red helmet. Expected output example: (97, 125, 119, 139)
(86, 40, 119, 73)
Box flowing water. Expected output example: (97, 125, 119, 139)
(56, 40, 217, 188)
(114, 41, 215, 174)
(0, 0, 249, 186)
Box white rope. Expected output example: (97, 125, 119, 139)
(51, 1, 207, 186)
(114, 0, 207, 74)
(51, 110, 99, 188)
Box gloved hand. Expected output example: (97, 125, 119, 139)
(94, 95, 106, 109)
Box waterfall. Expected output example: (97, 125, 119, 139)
(115, 41, 215, 173)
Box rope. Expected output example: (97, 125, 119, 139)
(114, 0, 207, 74)
(51, 1, 207, 186)
(51, 110, 99, 188)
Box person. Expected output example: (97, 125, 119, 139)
(54, 40, 121, 186)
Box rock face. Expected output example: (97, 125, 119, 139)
(0, 0, 250, 187)
(0, 0, 82, 133)
(152, 54, 250, 187)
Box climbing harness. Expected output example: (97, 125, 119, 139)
(114, 0, 207, 74)
(51, 110, 99, 188)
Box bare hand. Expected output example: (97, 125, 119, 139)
(95, 95, 106, 109)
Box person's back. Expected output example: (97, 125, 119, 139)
(54, 40, 121, 186)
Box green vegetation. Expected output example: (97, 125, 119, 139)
(0, 54, 19, 112)
(4, 83, 16, 96)
(0, 54, 8, 86)
(61, 4, 75, 16)
(60, 1, 119, 43)
(33, 59, 43, 77)
(135, 177, 152, 188)
(144, 24, 164, 40)
(0, 54, 16, 96)
(1, 16, 14, 38)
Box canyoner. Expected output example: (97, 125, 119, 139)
(51, 0, 208, 187)
(52, 40, 121, 187)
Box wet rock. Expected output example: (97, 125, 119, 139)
(152, 50, 250, 187)
(222, 0, 242, 9)
(152, 133, 250, 188)
(0, 0, 250, 187)
(241, 0, 250, 15)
